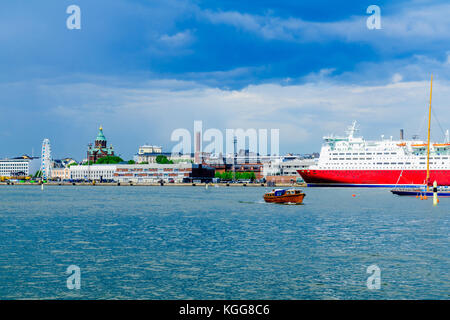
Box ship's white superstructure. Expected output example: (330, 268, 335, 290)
(315, 121, 450, 170)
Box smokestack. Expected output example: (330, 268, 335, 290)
(194, 131, 201, 164)
(400, 129, 404, 140)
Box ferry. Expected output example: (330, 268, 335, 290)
(298, 121, 450, 187)
(263, 189, 305, 204)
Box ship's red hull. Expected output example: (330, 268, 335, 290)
(297, 169, 450, 187)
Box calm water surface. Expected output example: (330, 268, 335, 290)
(0, 185, 448, 299)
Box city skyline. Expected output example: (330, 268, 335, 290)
(1, 1, 450, 160)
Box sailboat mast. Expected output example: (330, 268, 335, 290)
(426, 75, 433, 191)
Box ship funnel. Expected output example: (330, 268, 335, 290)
(400, 129, 404, 140)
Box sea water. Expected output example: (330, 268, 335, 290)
(0, 185, 448, 299)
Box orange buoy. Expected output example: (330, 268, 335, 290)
(416, 195, 419, 198)
(352, 194, 356, 197)
(423, 195, 428, 200)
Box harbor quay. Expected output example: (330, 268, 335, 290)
(0, 179, 306, 188)
(69, 163, 215, 184)
(0, 155, 312, 186)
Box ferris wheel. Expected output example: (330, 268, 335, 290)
(41, 139, 52, 180)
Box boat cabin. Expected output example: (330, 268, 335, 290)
(268, 189, 303, 197)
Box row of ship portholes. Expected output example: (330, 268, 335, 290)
(327, 157, 449, 161)
(327, 154, 449, 159)
(328, 162, 410, 165)
(311, 168, 448, 176)
(317, 167, 450, 170)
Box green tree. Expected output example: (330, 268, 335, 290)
(155, 155, 173, 164)
(127, 160, 136, 164)
(217, 171, 255, 181)
(216, 171, 234, 180)
(95, 156, 124, 164)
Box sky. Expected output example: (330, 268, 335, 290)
(1, 0, 450, 160)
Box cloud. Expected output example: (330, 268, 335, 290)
(159, 30, 195, 47)
(0, 0, 197, 80)
(302, 53, 450, 86)
(445, 52, 450, 65)
(1, 0, 449, 89)
(200, 2, 450, 52)
(176, 66, 269, 88)
(201, 9, 322, 42)
(149, 29, 197, 57)
(392, 73, 403, 83)
(202, 10, 263, 34)
(3, 69, 449, 160)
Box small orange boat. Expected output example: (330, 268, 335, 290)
(263, 189, 305, 204)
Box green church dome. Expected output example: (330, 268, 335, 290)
(96, 126, 106, 141)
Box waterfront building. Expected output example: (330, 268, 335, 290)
(87, 126, 115, 163)
(134, 144, 164, 163)
(203, 150, 316, 181)
(68, 163, 215, 183)
(204, 149, 279, 180)
(139, 145, 162, 154)
(207, 162, 264, 180)
(279, 159, 316, 176)
(60, 157, 78, 167)
(262, 156, 317, 183)
(51, 167, 71, 180)
(215, 150, 282, 166)
(114, 163, 214, 183)
(52, 158, 77, 169)
(262, 157, 316, 176)
(169, 153, 194, 163)
(134, 145, 194, 164)
(0, 156, 40, 177)
(70, 164, 117, 181)
(50, 158, 78, 180)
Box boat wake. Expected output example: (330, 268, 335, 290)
(238, 200, 304, 205)
(238, 200, 265, 204)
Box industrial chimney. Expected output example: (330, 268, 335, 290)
(400, 129, 404, 140)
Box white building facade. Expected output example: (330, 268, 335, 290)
(262, 157, 316, 177)
(114, 163, 194, 183)
(70, 165, 117, 181)
(68, 163, 207, 183)
(0, 157, 40, 177)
